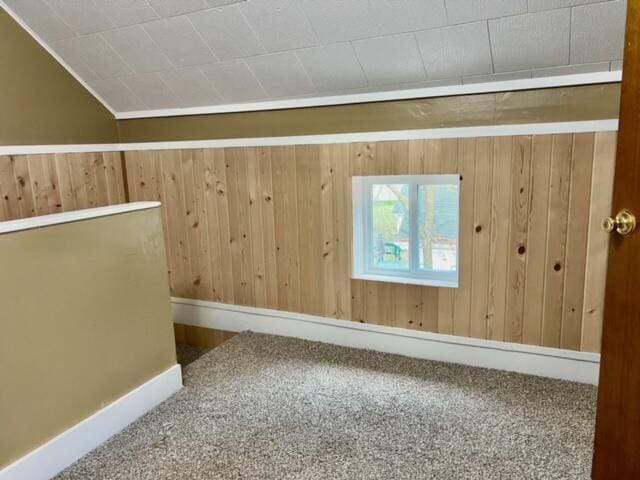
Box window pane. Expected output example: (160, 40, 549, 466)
(371, 184, 409, 270)
(417, 184, 459, 272)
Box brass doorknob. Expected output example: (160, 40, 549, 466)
(602, 208, 637, 236)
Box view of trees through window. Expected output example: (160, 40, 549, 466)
(371, 183, 458, 272)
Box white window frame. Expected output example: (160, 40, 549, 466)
(352, 174, 460, 288)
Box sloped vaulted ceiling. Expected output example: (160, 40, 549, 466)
(1, 0, 627, 118)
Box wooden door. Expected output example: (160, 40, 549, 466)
(592, 2, 640, 478)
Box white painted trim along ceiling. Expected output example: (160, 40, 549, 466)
(2, 0, 627, 119)
(0, 119, 619, 156)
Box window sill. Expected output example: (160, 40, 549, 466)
(351, 273, 458, 289)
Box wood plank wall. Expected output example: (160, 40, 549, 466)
(121, 133, 616, 353)
(0, 136, 614, 353)
(0, 152, 126, 221)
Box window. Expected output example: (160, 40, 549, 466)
(352, 175, 460, 288)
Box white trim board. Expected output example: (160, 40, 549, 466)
(0, 119, 619, 156)
(171, 298, 601, 385)
(116, 71, 621, 120)
(0, 1, 116, 117)
(0, 364, 182, 480)
(0, 202, 160, 235)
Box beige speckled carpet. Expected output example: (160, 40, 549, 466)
(176, 343, 212, 368)
(56, 332, 597, 480)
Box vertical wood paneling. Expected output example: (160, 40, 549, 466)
(453, 138, 477, 337)
(211, 149, 235, 304)
(541, 135, 574, 348)
(202, 150, 223, 301)
(256, 147, 279, 310)
(247, 148, 267, 308)
(421, 287, 439, 332)
(13, 156, 36, 218)
(0, 153, 125, 223)
(0, 157, 20, 221)
(174, 324, 236, 350)
(229, 148, 256, 306)
(504, 136, 533, 343)
(54, 154, 75, 211)
(581, 132, 617, 352)
(189, 149, 215, 301)
(523, 135, 553, 346)
(0, 133, 601, 354)
(487, 137, 513, 341)
(271, 146, 301, 312)
(469, 138, 494, 339)
(320, 145, 337, 317)
(162, 150, 189, 295)
(181, 149, 201, 300)
(296, 145, 323, 315)
(332, 144, 351, 320)
(561, 134, 595, 350)
(350, 279, 367, 323)
(28, 155, 49, 215)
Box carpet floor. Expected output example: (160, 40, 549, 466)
(56, 332, 597, 480)
(176, 343, 212, 368)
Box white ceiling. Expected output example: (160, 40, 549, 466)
(3, 0, 627, 118)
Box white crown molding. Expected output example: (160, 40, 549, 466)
(115, 71, 622, 120)
(171, 297, 600, 385)
(0, 1, 117, 117)
(0, 119, 619, 156)
(0, 364, 182, 480)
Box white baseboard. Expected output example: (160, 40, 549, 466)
(0, 364, 182, 480)
(171, 297, 600, 385)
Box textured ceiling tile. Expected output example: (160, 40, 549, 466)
(246, 52, 316, 97)
(296, 43, 367, 92)
(5, 0, 626, 113)
(489, 9, 570, 72)
(531, 62, 610, 77)
(444, 0, 527, 24)
(200, 60, 267, 102)
(52, 38, 99, 81)
(189, 6, 265, 60)
(353, 33, 427, 86)
(90, 77, 146, 111)
(119, 73, 183, 109)
(416, 22, 493, 80)
(239, 0, 318, 52)
(299, 1, 365, 43)
(404, 0, 448, 31)
(3, 0, 74, 43)
(95, 0, 159, 27)
(335, 77, 458, 95)
(159, 67, 221, 106)
(102, 26, 172, 74)
(402, 78, 463, 89)
(301, 0, 446, 43)
(206, 0, 250, 5)
(462, 70, 531, 84)
(143, 16, 216, 68)
(527, 0, 595, 12)
(46, 0, 113, 35)
(148, 0, 209, 17)
(571, 0, 626, 64)
(54, 35, 132, 79)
